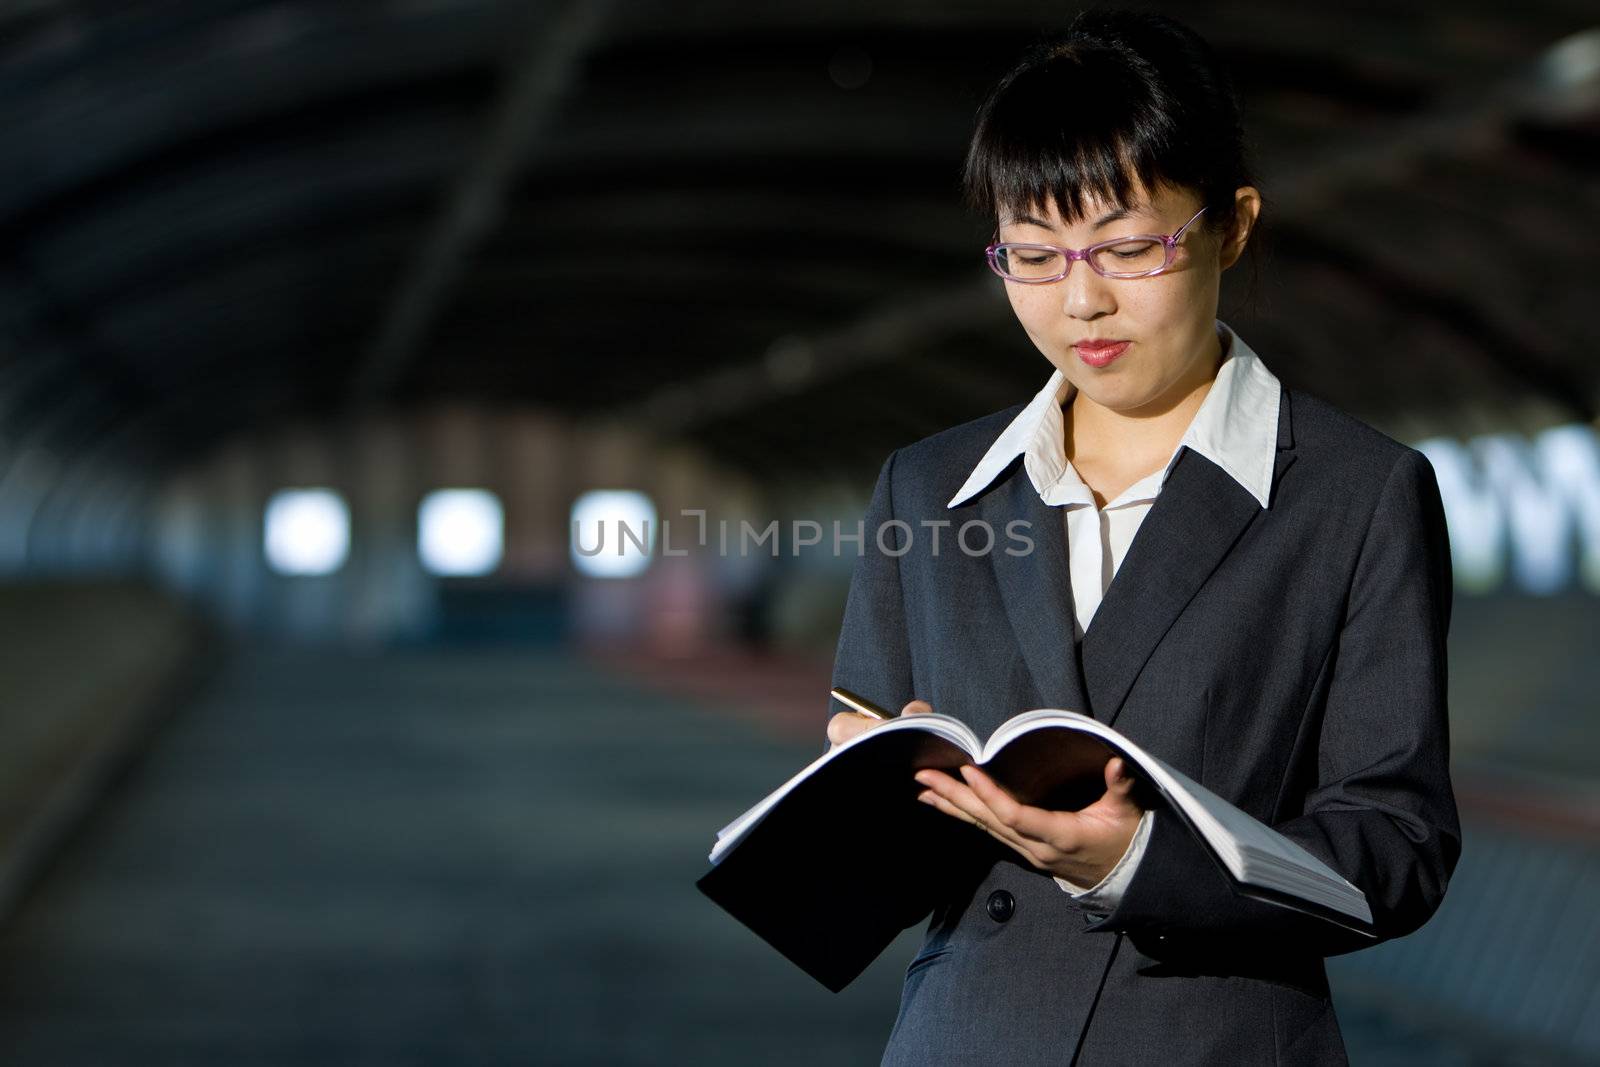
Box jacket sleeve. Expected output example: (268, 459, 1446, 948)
(1082, 447, 1462, 958)
(825, 447, 918, 751)
(824, 448, 954, 935)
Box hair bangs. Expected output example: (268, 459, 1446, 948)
(963, 46, 1186, 229)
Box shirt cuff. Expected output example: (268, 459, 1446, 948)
(1054, 807, 1155, 907)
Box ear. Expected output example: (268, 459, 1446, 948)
(1219, 185, 1261, 270)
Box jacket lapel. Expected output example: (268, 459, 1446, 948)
(983, 385, 1297, 734)
(981, 456, 1093, 731)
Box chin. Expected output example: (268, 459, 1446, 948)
(1081, 381, 1156, 413)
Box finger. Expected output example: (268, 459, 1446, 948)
(1105, 756, 1133, 789)
(1073, 762, 1144, 833)
(902, 700, 934, 716)
(917, 788, 1017, 849)
(915, 768, 988, 821)
(825, 712, 854, 745)
(921, 790, 1043, 870)
(916, 787, 980, 828)
(1103, 756, 1142, 808)
(914, 767, 960, 790)
(826, 711, 875, 746)
(959, 765, 1077, 848)
(922, 772, 1023, 848)
(957, 765, 1026, 824)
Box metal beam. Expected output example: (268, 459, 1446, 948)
(627, 26, 1600, 434)
(634, 278, 1006, 435)
(351, 0, 613, 403)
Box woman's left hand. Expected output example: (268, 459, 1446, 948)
(913, 754, 1144, 888)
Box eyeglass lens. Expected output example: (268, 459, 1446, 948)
(993, 237, 1167, 280)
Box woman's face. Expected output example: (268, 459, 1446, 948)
(996, 180, 1258, 419)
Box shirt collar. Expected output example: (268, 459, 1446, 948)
(946, 320, 1282, 510)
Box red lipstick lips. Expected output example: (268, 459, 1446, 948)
(1074, 339, 1130, 368)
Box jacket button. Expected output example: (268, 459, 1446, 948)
(986, 890, 1015, 923)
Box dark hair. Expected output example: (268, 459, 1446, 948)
(961, 8, 1265, 311)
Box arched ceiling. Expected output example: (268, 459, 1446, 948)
(0, 0, 1596, 485)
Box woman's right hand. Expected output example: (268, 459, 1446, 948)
(826, 699, 935, 748)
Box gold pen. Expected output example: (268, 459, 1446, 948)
(830, 686, 896, 720)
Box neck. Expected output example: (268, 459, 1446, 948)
(1064, 325, 1226, 465)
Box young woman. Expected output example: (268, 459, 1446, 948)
(825, 10, 1459, 1065)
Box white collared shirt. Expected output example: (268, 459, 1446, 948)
(946, 320, 1283, 908)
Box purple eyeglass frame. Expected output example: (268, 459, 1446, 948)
(985, 205, 1209, 282)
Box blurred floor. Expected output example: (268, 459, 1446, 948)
(0, 642, 913, 1065)
(0, 641, 1583, 1065)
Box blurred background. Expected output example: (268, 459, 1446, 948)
(0, 1, 1596, 1064)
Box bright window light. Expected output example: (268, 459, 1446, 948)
(570, 489, 656, 578)
(419, 488, 504, 576)
(264, 488, 349, 576)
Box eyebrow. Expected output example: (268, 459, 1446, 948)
(1004, 207, 1138, 231)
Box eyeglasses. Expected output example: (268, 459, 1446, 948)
(985, 205, 1208, 283)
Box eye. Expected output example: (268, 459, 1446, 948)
(1091, 238, 1166, 273)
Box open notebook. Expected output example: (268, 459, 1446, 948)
(698, 708, 1374, 991)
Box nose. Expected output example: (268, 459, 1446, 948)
(1059, 254, 1114, 319)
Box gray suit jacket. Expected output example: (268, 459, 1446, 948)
(828, 383, 1461, 1066)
